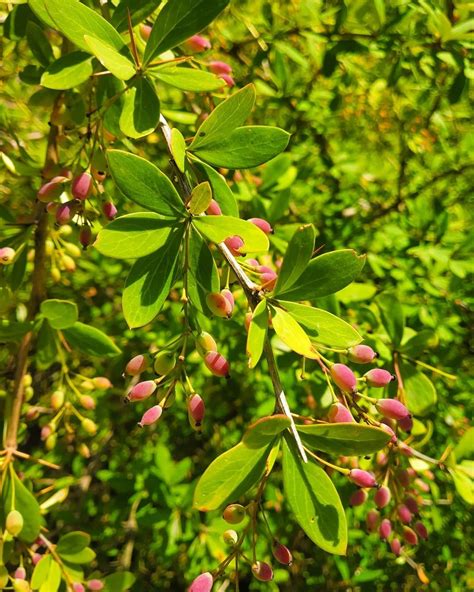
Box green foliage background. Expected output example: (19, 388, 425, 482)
(1, 0, 473, 590)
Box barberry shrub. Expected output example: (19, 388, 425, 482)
(0, 1, 472, 591)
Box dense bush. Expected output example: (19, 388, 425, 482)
(0, 1, 472, 591)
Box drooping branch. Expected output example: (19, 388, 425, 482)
(158, 114, 307, 462)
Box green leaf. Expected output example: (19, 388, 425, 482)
(40, 299, 78, 329)
(454, 428, 474, 462)
(193, 160, 239, 217)
(1, 469, 42, 543)
(57, 531, 90, 555)
(26, 21, 53, 66)
(450, 467, 474, 505)
(34, 0, 132, 56)
(122, 227, 184, 328)
(111, 0, 161, 32)
(247, 299, 268, 368)
(190, 84, 256, 150)
(41, 52, 93, 90)
(42, 559, 61, 592)
(170, 127, 186, 173)
(59, 547, 96, 564)
(400, 362, 437, 416)
(84, 35, 135, 80)
(36, 320, 58, 370)
(31, 555, 52, 590)
(271, 305, 316, 357)
(62, 322, 121, 357)
(276, 250, 365, 302)
(193, 216, 268, 253)
(119, 77, 160, 138)
(0, 320, 33, 342)
(187, 226, 220, 313)
(401, 330, 438, 357)
(94, 214, 178, 259)
(297, 423, 391, 456)
(376, 292, 404, 347)
(191, 125, 290, 169)
(107, 150, 186, 217)
(103, 572, 137, 592)
(242, 415, 291, 448)
(29, 0, 56, 29)
(189, 182, 212, 215)
(193, 441, 273, 511)
(282, 438, 347, 555)
(278, 301, 362, 348)
(151, 65, 225, 92)
(143, 0, 230, 65)
(274, 224, 316, 295)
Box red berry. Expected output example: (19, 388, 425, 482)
(390, 538, 401, 556)
(223, 504, 246, 524)
(204, 351, 230, 377)
(374, 486, 391, 509)
(272, 541, 292, 565)
(206, 291, 233, 318)
(379, 518, 392, 540)
(349, 469, 377, 488)
(398, 504, 413, 524)
(208, 60, 232, 75)
(71, 172, 92, 201)
(402, 526, 418, 545)
(252, 561, 273, 582)
(140, 24, 152, 41)
(125, 354, 148, 376)
(224, 235, 245, 256)
(328, 402, 355, 423)
(184, 35, 211, 52)
(404, 496, 419, 514)
(102, 201, 117, 220)
(349, 489, 368, 507)
(0, 247, 15, 265)
(79, 226, 93, 249)
(366, 509, 379, 532)
(206, 199, 222, 215)
(248, 217, 273, 235)
(414, 521, 428, 540)
(330, 364, 357, 393)
(188, 394, 205, 426)
(188, 572, 213, 592)
(220, 74, 235, 87)
(87, 581, 104, 591)
(398, 414, 413, 433)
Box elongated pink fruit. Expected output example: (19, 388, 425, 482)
(397, 504, 412, 524)
(204, 351, 230, 377)
(206, 199, 222, 215)
(349, 469, 377, 488)
(374, 486, 391, 508)
(390, 538, 401, 556)
(188, 572, 213, 592)
(102, 201, 117, 220)
(272, 542, 292, 565)
(188, 394, 205, 426)
(248, 217, 273, 235)
(330, 364, 357, 393)
(402, 526, 418, 545)
(220, 74, 235, 87)
(138, 405, 163, 427)
(252, 561, 273, 582)
(209, 60, 232, 75)
(206, 292, 233, 318)
(377, 398, 409, 420)
(328, 402, 355, 423)
(349, 489, 368, 507)
(224, 235, 245, 256)
(347, 344, 378, 364)
(379, 518, 392, 540)
(127, 380, 156, 402)
(366, 509, 379, 532)
(184, 35, 211, 52)
(0, 247, 15, 264)
(398, 414, 413, 433)
(37, 176, 68, 202)
(364, 368, 395, 387)
(415, 521, 428, 540)
(72, 172, 92, 201)
(125, 354, 148, 376)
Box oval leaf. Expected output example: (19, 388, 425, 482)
(40, 299, 78, 329)
(1, 469, 42, 543)
(119, 77, 160, 138)
(274, 224, 316, 295)
(62, 322, 120, 357)
(400, 362, 437, 416)
(41, 51, 93, 90)
(271, 305, 316, 358)
(193, 215, 268, 253)
(189, 182, 212, 215)
(243, 415, 291, 448)
(297, 423, 391, 456)
(151, 65, 225, 92)
(84, 35, 135, 80)
(247, 299, 268, 368)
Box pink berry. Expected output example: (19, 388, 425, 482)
(364, 368, 395, 387)
(252, 561, 273, 582)
(224, 235, 244, 256)
(366, 509, 379, 532)
(414, 521, 428, 540)
(78, 395, 96, 410)
(92, 376, 112, 389)
(259, 267, 278, 290)
(188, 394, 205, 426)
(349, 489, 368, 507)
(32, 553, 42, 566)
(399, 442, 414, 457)
(396, 469, 411, 487)
(125, 354, 148, 376)
(204, 351, 230, 378)
(221, 288, 234, 310)
(140, 24, 152, 41)
(14, 567, 26, 580)
(330, 364, 357, 393)
(398, 414, 413, 433)
(206, 291, 233, 318)
(219, 74, 235, 87)
(248, 218, 273, 235)
(349, 469, 377, 488)
(206, 199, 222, 215)
(414, 478, 430, 493)
(102, 201, 117, 220)
(72, 172, 92, 201)
(379, 518, 392, 540)
(0, 247, 15, 264)
(79, 226, 93, 249)
(208, 60, 232, 75)
(374, 486, 391, 509)
(402, 526, 418, 546)
(56, 202, 76, 225)
(328, 402, 355, 423)
(189, 572, 213, 592)
(397, 504, 412, 524)
(404, 496, 419, 514)
(347, 344, 378, 364)
(379, 422, 397, 444)
(37, 176, 68, 202)
(184, 35, 211, 52)
(377, 398, 409, 420)
(390, 538, 401, 556)
(272, 542, 292, 565)
(138, 405, 163, 427)
(87, 580, 104, 591)
(127, 380, 157, 402)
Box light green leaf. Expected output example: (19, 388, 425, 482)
(193, 441, 273, 511)
(283, 438, 347, 555)
(151, 65, 225, 92)
(122, 227, 184, 328)
(400, 362, 437, 416)
(94, 214, 177, 259)
(59, 547, 96, 565)
(42, 559, 61, 592)
(242, 415, 291, 448)
(191, 125, 290, 169)
(193, 215, 268, 253)
(454, 428, 474, 462)
(189, 84, 256, 150)
(274, 224, 315, 295)
(107, 150, 186, 217)
(62, 322, 121, 357)
(297, 423, 391, 456)
(271, 305, 316, 357)
(187, 226, 220, 313)
(276, 250, 366, 302)
(170, 127, 186, 173)
(1, 469, 42, 543)
(278, 301, 362, 348)
(143, 0, 230, 65)
(103, 572, 136, 592)
(40, 299, 78, 330)
(376, 292, 405, 347)
(192, 160, 239, 216)
(189, 182, 212, 215)
(450, 467, 474, 505)
(41, 52, 93, 90)
(57, 531, 91, 555)
(247, 299, 268, 368)
(84, 35, 135, 80)
(31, 555, 52, 590)
(119, 77, 160, 138)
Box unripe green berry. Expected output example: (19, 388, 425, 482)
(195, 332, 218, 357)
(0, 565, 8, 588)
(223, 529, 238, 545)
(153, 350, 177, 375)
(6, 509, 24, 536)
(81, 418, 97, 435)
(13, 579, 30, 592)
(222, 503, 246, 524)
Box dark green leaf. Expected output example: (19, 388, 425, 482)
(242, 415, 290, 448)
(274, 224, 315, 295)
(400, 362, 437, 416)
(40, 299, 78, 329)
(1, 469, 42, 543)
(187, 226, 220, 313)
(282, 438, 347, 555)
(112, 0, 161, 32)
(276, 250, 365, 302)
(401, 330, 438, 357)
(193, 160, 239, 217)
(36, 320, 58, 369)
(41, 52, 93, 90)
(119, 78, 160, 138)
(26, 21, 53, 66)
(103, 571, 136, 592)
(57, 531, 90, 555)
(143, 0, 230, 65)
(62, 322, 121, 357)
(297, 423, 391, 455)
(0, 321, 33, 343)
(59, 547, 96, 565)
(376, 292, 404, 347)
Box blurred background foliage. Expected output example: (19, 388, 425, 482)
(0, 0, 473, 590)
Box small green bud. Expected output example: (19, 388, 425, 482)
(153, 350, 177, 375)
(6, 509, 24, 536)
